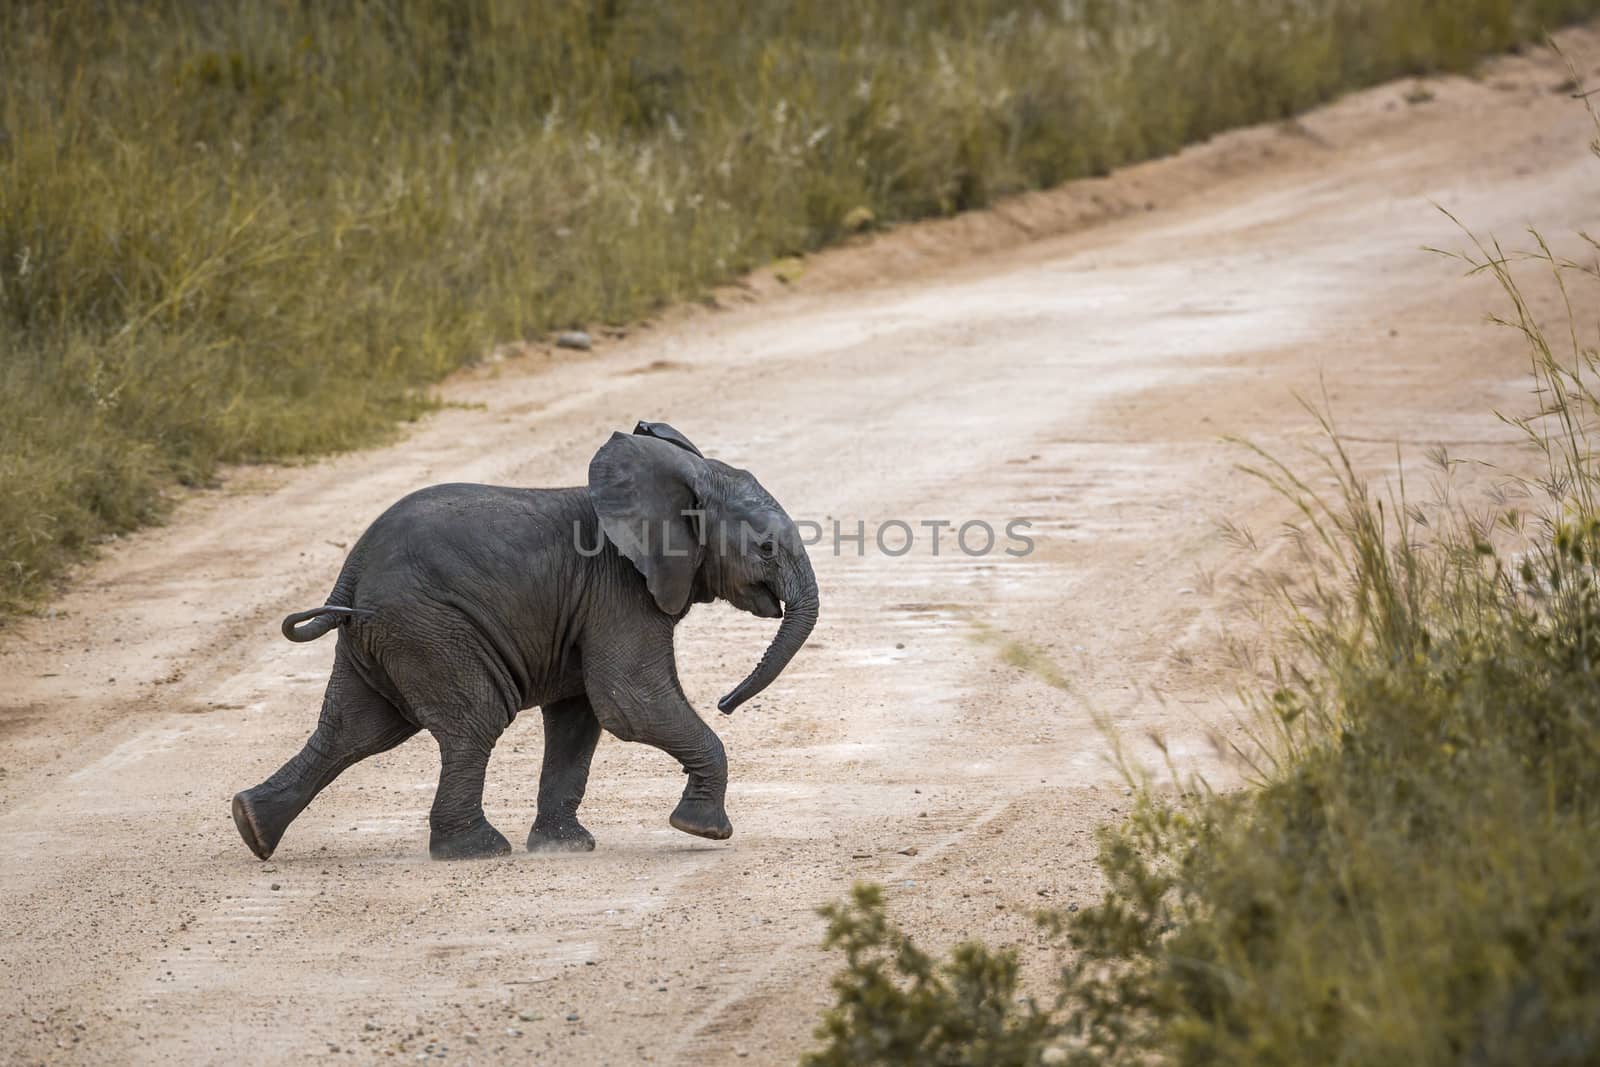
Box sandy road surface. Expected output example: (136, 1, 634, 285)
(5, 32, 1600, 1065)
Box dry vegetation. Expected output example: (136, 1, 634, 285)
(5, 0, 1599, 616)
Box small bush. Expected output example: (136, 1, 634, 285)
(807, 883, 1061, 1066)
(808, 117, 1600, 1067)
(4, 0, 1599, 616)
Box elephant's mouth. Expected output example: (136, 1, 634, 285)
(750, 582, 783, 619)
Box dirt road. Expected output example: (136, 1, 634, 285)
(4, 32, 1599, 1065)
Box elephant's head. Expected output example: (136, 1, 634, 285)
(588, 422, 819, 714)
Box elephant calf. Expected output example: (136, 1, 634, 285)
(231, 421, 818, 860)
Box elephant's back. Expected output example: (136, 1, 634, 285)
(352, 483, 592, 597)
(376, 482, 548, 530)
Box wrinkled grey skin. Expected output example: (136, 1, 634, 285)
(231, 422, 818, 861)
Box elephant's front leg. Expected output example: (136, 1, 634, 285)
(662, 717, 731, 841)
(585, 648, 732, 841)
(527, 695, 602, 852)
(643, 702, 730, 840)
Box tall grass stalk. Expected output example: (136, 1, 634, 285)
(4, 0, 1598, 615)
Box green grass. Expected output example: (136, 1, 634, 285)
(4, 0, 1599, 616)
(806, 128, 1600, 1067)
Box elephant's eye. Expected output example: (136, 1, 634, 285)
(757, 539, 777, 559)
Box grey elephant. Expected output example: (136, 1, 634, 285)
(231, 421, 818, 860)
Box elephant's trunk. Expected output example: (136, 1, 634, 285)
(717, 551, 818, 714)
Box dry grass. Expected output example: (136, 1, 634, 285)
(5, 0, 1598, 616)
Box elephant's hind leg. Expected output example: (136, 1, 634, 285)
(232, 645, 417, 860)
(426, 729, 513, 860)
(528, 695, 601, 852)
(379, 632, 517, 861)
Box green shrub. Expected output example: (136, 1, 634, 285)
(807, 115, 1600, 1067)
(808, 883, 1061, 1066)
(4, 0, 1598, 615)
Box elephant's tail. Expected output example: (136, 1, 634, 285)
(281, 605, 373, 642)
(282, 559, 370, 642)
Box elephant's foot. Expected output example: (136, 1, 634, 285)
(669, 795, 732, 841)
(429, 818, 511, 861)
(232, 788, 290, 861)
(527, 818, 596, 853)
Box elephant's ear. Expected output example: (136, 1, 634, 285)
(588, 432, 709, 615)
(632, 420, 703, 458)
